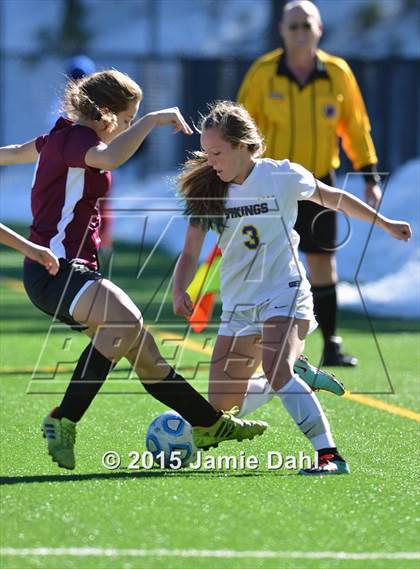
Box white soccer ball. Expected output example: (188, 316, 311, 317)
(146, 411, 197, 468)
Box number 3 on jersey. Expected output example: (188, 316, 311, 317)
(242, 225, 260, 250)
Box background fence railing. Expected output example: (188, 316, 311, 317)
(1, 55, 419, 177)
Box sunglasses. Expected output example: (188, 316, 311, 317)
(288, 22, 312, 31)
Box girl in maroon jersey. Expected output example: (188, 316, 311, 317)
(0, 70, 266, 469)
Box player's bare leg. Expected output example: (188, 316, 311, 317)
(209, 332, 344, 418)
(209, 333, 262, 411)
(42, 279, 142, 469)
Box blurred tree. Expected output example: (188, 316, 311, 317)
(403, 0, 418, 11)
(208, 0, 223, 21)
(355, 2, 383, 31)
(35, 0, 92, 56)
(269, 0, 287, 50)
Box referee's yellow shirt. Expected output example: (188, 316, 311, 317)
(238, 48, 378, 179)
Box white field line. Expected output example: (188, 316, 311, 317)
(0, 548, 419, 561)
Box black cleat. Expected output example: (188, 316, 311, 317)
(322, 336, 358, 367)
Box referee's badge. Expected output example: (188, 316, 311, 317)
(323, 104, 336, 118)
(269, 92, 284, 100)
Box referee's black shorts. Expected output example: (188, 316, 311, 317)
(294, 172, 337, 254)
(23, 258, 102, 329)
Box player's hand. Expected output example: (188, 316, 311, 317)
(364, 183, 382, 209)
(173, 291, 194, 318)
(28, 245, 60, 275)
(383, 219, 412, 241)
(149, 108, 193, 135)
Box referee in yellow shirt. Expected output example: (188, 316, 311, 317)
(238, 0, 382, 366)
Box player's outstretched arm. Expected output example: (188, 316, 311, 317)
(0, 140, 38, 165)
(85, 107, 193, 171)
(0, 224, 60, 275)
(309, 180, 412, 241)
(172, 224, 207, 318)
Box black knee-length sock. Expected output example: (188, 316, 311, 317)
(142, 369, 221, 427)
(54, 343, 115, 423)
(312, 284, 337, 343)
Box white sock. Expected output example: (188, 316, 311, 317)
(277, 375, 335, 450)
(238, 373, 274, 417)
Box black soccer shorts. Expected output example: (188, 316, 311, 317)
(23, 258, 102, 329)
(294, 172, 337, 254)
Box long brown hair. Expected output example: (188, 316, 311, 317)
(177, 101, 265, 232)
(62, 69, 142, 132)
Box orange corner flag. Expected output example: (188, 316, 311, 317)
(187, 245, 221, 333)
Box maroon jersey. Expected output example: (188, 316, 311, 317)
(29, 117, 112, 269)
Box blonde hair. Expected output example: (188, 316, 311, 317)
(178, 101, 265, 232)
(62, 69, 142, 131)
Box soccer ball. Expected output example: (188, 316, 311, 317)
(146, 411, 197, 468)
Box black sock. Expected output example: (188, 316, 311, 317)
(142, 369, 221, 427)
(54, 343, 115, 423)
(312, 284, 337, 344)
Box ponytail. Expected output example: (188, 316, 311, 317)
(177, 151, 229, 233)
(62, 69, 142, 132)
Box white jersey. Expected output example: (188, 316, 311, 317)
(217, 158, 316, 311)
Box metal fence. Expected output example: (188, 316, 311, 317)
(180, 57, 420, 175)
(1, 55, 419, 176)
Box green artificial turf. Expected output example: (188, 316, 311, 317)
(1, 238, 419, 569)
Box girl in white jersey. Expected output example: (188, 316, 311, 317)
(173, 101, 411, 475)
